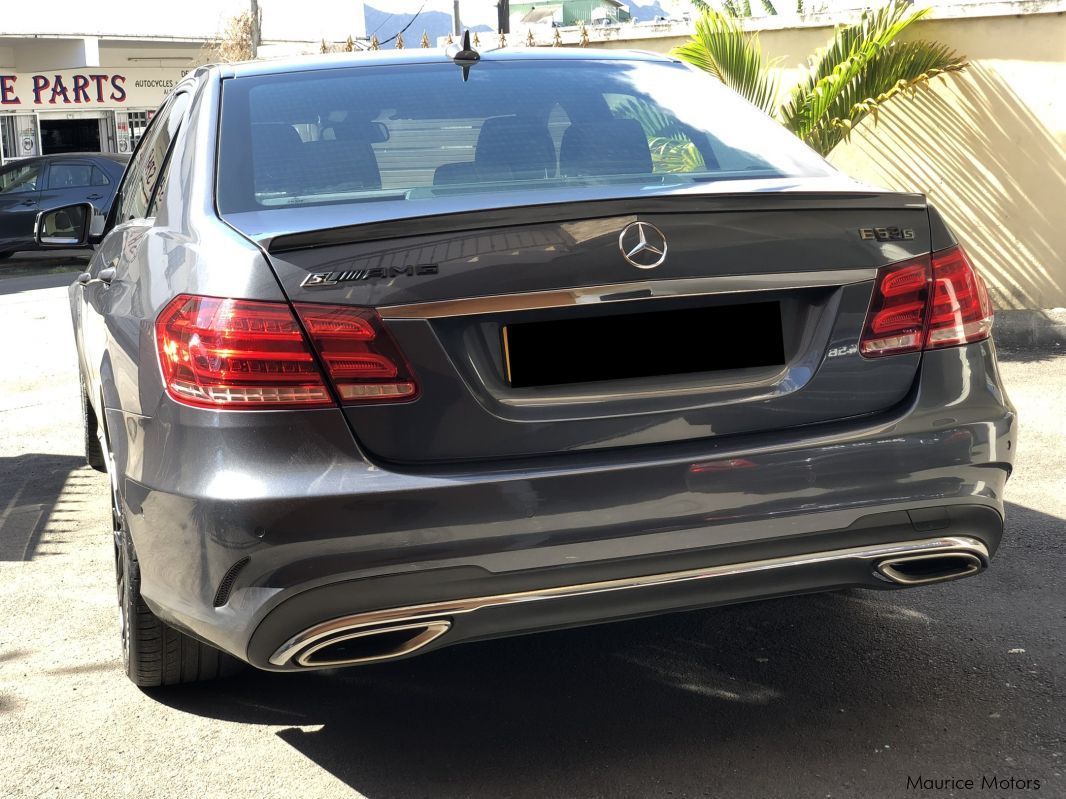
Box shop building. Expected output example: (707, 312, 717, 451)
(0, 0, 366, 163)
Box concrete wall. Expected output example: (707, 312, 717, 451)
(585, 7, 1066, 309)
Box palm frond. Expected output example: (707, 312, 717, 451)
(612, 98, 708, 173)
(811, 40, 966, 153)
(649, 137, 708, 173)
(612, 97, 688, 140)
(780, 0, 966, 154)
(672, 8, 780, 116)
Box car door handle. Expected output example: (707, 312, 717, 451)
(86, 193, 103, 200)
(19, 199, 36, 206)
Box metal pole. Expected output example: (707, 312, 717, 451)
(250, 0, 261, 58)
(453, 1, 461, 36)
(497, 0, 510, 34)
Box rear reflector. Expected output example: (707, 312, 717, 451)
(859, 245, 993, 358)
(156, 296, 417, 409)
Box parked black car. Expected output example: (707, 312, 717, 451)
(0, 153, 128, 259)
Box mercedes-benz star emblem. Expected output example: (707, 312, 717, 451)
(618, 221, 668, 269)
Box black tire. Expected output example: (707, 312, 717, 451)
(81, 381, 107, 473)
(103, 404, 244, 687)
(116, 527, 244, 687)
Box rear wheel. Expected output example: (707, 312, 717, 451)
(108, 428, 243, 687)
(115, 526, 242, 687)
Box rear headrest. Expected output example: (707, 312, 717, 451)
(252, 124, 303, 151)
(475, 116, 556, 181)
(251, 125, 304, 193)
(559, 118, 653, 177)
(433, 161, 479, 186)
(251, 124, 381, 195)
(304, 139, 382, 191)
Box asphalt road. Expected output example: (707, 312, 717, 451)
(0, 263, 1062, 799)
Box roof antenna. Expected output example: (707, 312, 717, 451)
(449, 29, 481, 82)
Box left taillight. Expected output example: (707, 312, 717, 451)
(155, 295, 417, 409)
(293, 303, 419, 403)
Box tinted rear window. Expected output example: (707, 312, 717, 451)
(217, 58, 833, 214)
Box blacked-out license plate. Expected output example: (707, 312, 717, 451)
(503, 301, 785, 388)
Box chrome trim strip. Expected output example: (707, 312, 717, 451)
(269, 536, 988, 666)
(378, 269, 878, 319)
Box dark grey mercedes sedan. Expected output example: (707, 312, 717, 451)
(39, 45, 1015, 687)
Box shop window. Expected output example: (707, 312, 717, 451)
(127, 111, 150, 152)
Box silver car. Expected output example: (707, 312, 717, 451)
(40, 47, 1015, 687)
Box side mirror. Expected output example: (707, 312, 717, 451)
(34, 203, 95, 247)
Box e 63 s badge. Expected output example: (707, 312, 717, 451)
(859, 227, 915, 242)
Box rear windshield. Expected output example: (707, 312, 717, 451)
(217, 58, 833, 214)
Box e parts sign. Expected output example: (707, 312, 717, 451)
(0, 69, 188, 108)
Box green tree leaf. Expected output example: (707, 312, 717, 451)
(675, 0, 967, 156)
(672, 7, 781, 116)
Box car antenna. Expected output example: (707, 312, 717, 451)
(448, 29, 481, 82)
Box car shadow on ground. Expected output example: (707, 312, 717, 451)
(0, 454, 96, 561)
(0, 251, 88, 295)
(147, 501, 1064, 798)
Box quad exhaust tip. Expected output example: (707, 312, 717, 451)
(295, 620, 451, 668)
(875, 552, 985, 586)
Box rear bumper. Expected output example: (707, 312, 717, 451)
(112, 340, 1016, 668)
(259, 531, 993, 670)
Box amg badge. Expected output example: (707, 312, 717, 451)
(301, 263, 439, 288)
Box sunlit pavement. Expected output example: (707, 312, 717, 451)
(0, 268, 1062, 799)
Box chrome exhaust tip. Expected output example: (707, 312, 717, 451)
(293, 620, 451, 668)
(875, 551, 985, 586)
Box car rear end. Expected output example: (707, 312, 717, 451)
(125, 52, 1015, 672)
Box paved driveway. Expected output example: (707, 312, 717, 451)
(0, 268, 1062, 799)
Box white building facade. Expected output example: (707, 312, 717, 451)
(0, 0, 366, 163)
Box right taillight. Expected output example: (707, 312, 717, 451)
(859, 245, 993, 358)
(924, 245, 994, 349)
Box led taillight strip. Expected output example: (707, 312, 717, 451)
(859, 245, 993, 358)
(155, 295, 418, 409)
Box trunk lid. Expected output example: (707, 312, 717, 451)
(235, 188, 930, 464)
